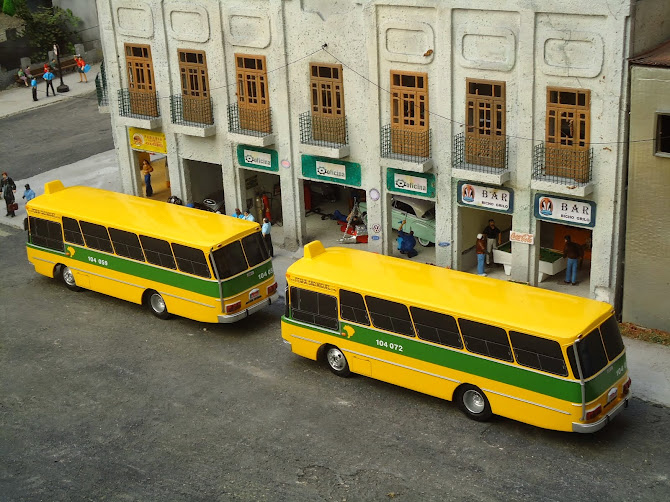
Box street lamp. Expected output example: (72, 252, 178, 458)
(53, 43, 69, 93)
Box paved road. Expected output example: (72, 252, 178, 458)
(1, 225, 669, 501)
(0, 92, 113, 180)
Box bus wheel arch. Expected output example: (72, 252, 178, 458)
(144, 289, 171, 320)
(322, 344, 351, 378)
(454, 383, 493, 422)
(59, 264, 82, 292)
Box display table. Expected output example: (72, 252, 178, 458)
(493, 242, 566, 282)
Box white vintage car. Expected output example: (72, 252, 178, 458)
(359, 195, 436, 246)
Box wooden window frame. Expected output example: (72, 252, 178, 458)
(390, 70, 428, 132)
(465, 79, 506, 168)
(124, 43, 155, 93)
(309, 62, 345, 143)
(235, 53, 269, 110)
(178, 49, 210, 98)
(545, 87, 590, 151)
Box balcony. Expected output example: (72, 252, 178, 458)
(452, 132, 510, 185)
(299, 111, 349, 158)
(95, 73, 109, 113)
(117, 88, 162, 129)
(227, 103, 275, 147)
(380, 124, 432, 172)
(531, 142, 594, 196)
(169, 95, 216, 137)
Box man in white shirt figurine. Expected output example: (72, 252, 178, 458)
(243, 209, 256, 222)
(261, 218, 273, 257)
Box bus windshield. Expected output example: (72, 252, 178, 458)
(569, 316, 624, 379)
(212, 232, 269, 279)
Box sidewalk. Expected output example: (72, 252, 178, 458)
(0, 63, 101, 119)
(1, 148, 669, 409)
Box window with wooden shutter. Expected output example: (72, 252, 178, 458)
(124, 43, 157, 117)
(235, 54, 270, 133)
(178, 49, 211, 124)
(310, 63, 345, 143)
(465, 79, 506, 168)
(390, 71, 429, 157)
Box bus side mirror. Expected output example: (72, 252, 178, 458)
(23, 217, 28, 232)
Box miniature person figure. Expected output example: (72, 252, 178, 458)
(17, 68, 28, 87)
(476, 233, 487, 276)
(141, 159, 153, 197)
(30, 76, 38, 101)
(482, 219, 502, 266)
(43, 68, 55, 97)
(398, 220, 417, 258)
(23, 184, 36, 202)
(75, 55, 88, 83)
(233, 208, 243, 218)
(25, 66, 33, 80)
(563, 235, 584, 285)
(43, 62, 51, 74)
(243, 209, 255, 222)
(262, 218, 273, 257)
(2, 172, 17, 217)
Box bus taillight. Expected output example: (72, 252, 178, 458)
(623, 377, 632, 395)
(226, 301, 241, 314)
(585, 404, 602, 421)
(267, 282, 278, 296)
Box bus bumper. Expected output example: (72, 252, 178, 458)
(216, 292, 279, 323)
(572, 393, 631, 433)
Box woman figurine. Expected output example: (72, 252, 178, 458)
(141, 159, 154, 197)
(75, 55, 88, 83)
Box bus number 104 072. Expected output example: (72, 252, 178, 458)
(376, 339, 403, 352)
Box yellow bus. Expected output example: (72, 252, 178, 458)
(281, 241, 631, 433)
(26, 181, 278, 323)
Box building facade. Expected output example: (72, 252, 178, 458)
(96, 0, 670, 306)
(623, 38, 670, 331)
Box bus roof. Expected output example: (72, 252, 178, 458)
(27, 182, 260, 248)
(287, 242, 613, 342)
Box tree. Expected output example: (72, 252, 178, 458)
(2, 0, 17, 17)
(13, 0, 82, 61)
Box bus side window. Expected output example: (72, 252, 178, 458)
(289, 287, 339, 331)
(458, 319, 513, 362)
(410, 307, 463, 349)
(139, 235, 177, 270)
(339, 290, 370, 326)
(509, 331, 567, 376)
(62, 217, 85, 246)
(211, 241, 248, 279)
(172, 243, 211, 278)
(241, 232, 269, 267)
(364, 296, 415, 337)
(79, 221, 114, 253)
(108, 227, 145, 262)
(574, 329, 608, 379)
(29, 216, 64, 252)
(599, 316, 625, 361)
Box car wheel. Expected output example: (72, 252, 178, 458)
(147, 290, 171, 320)
(325, 345, 351, 377)
(61, 265, 82, 292)
(456, 384, 493, 422)
(417, 237, 432, 247)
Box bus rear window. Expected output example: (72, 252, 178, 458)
(570, 329, 608, 379)
(212, 240, 248, 279)
(241, 232, 269, 267)
(599, 316, 624, 361)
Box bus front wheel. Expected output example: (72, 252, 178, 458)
(456, 384, 492, 421)
(325, 345, 351, 377)
(147, 290, 171, 320)
(60, 265, 82, 292)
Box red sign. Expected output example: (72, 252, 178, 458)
(510, 231, 534, 245)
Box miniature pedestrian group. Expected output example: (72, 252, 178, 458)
(141, 159, 154, 197)
(2, 172, 17, 218)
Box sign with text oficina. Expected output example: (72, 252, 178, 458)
(534, 194, 596, 228)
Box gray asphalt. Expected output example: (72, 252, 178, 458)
(0, 91, 113, 180)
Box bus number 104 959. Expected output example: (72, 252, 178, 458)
(376, 339, 403, 352)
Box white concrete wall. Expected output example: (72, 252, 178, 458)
(96, 0, 669, 305)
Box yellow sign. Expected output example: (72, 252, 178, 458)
(128, 127, 167, 154)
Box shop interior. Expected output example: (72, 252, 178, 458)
(135, 151, 169, 201)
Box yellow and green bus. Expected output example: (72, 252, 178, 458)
(26, 181, 278, 323)
(281, 241, 631, 433)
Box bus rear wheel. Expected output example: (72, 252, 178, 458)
(456, 384, 493, 421)
(325, 345, 351, 377)
(147, 290, 171, 320)
(60, 265, 82, 292)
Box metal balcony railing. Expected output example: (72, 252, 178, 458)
(299, 111, 348, 147)
(452, 132, 508, 173)
(532, 142, 593, 185)
(118, 88, 160, 119)
(95, 73, 108, 107)
(380, 124, 431, 162)
(227, 103, 272, 136)
(170, 95, 214, 126)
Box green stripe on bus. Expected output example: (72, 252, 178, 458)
(583, 354, 627, 402)
(282, 316, 585, 403)
(28, 243, 273, 299)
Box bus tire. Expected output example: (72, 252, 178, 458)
(325, 345, 351, 377)
(456, 384, 493, 422)
(146, 290, 171, 320)
(60, 265, 82, 292)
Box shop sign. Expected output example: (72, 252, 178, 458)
(237, 145, 279, 172)
(386, 168, 435, 198)
(301, 155, 361, 186)
(510, 231, 534, 245)
(456, 181, 513, 214)
(128, 127, 167, 154)
(534, 194, 596, 228)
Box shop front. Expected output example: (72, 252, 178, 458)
(237, 145, 281, 224)
(128, 127, 169, 200)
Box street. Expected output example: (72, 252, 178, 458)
(1, 225, 669, 501)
